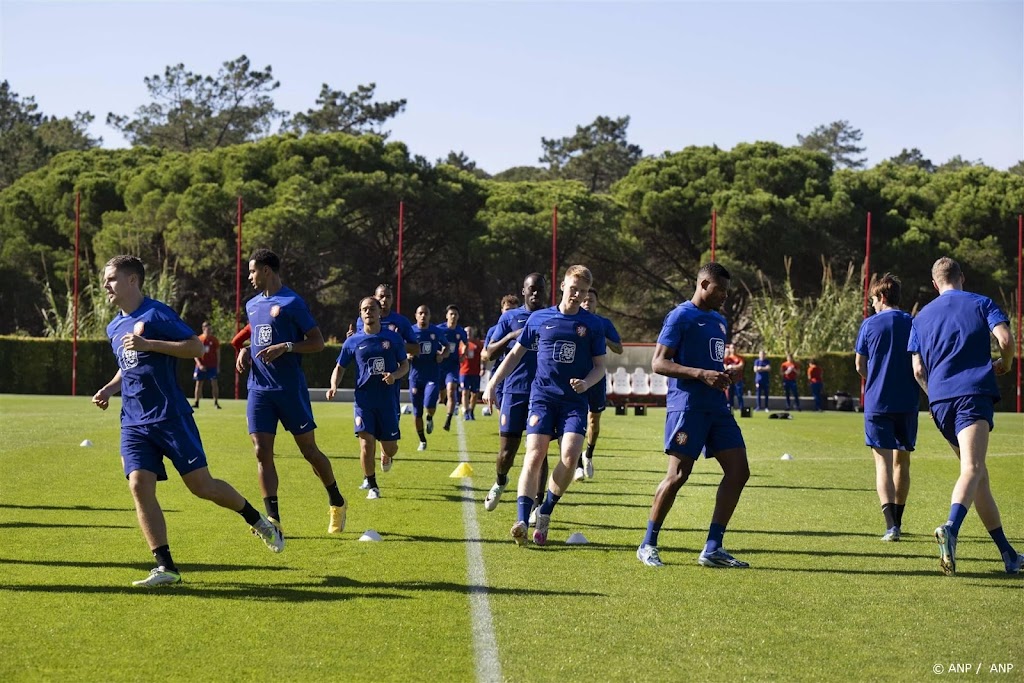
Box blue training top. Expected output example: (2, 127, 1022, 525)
(336, 329, 407, 402)
(656, 301, 731, 413)
(107, 297, 196, 426)
(246, 286, 317, 393)
(855, 309, 919, 414)
(408, 324, 445, 383)
(517, 305, 606, 407)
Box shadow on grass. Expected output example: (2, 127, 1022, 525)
(0, 503, 139, 512)
(0, 557, 291, 572)
(0, 521, 135, 530)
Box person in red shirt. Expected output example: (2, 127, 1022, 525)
(807, 359, 824, 411)
(780, 353, 802, 411)
(723, 344, 746, 411)
(193, 321, 221, 409)
(459, 326, 484, 420)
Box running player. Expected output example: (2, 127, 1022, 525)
(408, 304, 448, 450)
(575, 287, 622, 481)
(460, 326, 484, 420)
(480, 295, 520, 417)
(438, 305, 468, 431)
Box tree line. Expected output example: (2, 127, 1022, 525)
(1, 56, 1022, 353)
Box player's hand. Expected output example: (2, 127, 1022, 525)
(235, 348, 250, 374)
(256, 343, 288, 364)
(196, 363, 206, 372)
(326, 387, 337, 401)
(993, 358, 1011, 376)
(569, 378, 588, 394)
(92, 388, 112, 410)
(483, 381, 496, 406)
(382, 372, 395, 385)
(121, 333, 151, 353)
(346, 323, 356, 339)
(702, 370, 731, 390)
(436, 351, 445, 363)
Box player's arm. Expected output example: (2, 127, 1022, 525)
(92, 369, 123, 410)
(911, 353, 928, 395)
(257, 326, 325, 363)
(327, 363, 346, 401)
(605, 338, 623, 355)
(992, 322, 1014, 375)
(231, 324, 251, 351)
(484, 343, 527, 403)
(855, 353, 868, 379)
(570, 354, 607, 393)
(486, 328, 521, 357)
(123, 333, 204, 359)
(384, 358, 410, 385)
(652, 343, 730, 390)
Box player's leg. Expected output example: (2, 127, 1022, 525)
(698, 446, 751, 568)
(412, 380, 428, 449)
(484, 392, 526, 511)
(293, 430, 347, 519)
(893, 450, 911, 529)
(193, 377, 202, 408)
(873, 447, 899, 539)
(970, 468, 1023, 572)
(736, 381, 745, 410)
(424, 381, 438, 436)
(512, 432, 552, 545)
(637, 452, 697, 567)
(444, 378, 458, 430)
(210, 373, 220, 408)
(359, 432, 381, 499)
(582, 409, 601, 479)
(533, 430, 584, 546)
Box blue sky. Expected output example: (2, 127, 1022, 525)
(2, 1, 1021, 172)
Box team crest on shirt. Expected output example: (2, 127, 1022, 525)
(270, 305, 281, 318)
(575, 324, 587, 337)
(119, 346, 139, 370)
(710, 339, 726, 362)
(133, 321, 145, 335)
(382, 340, 391, 350)
(554, 340, 577, 363)
(430, 333, 435, 340)
(675, 431, 688, 445)
(256, 324, 273, 346)
(388, 323, 397, 332)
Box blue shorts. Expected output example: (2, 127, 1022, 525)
(587, 382, 607, 413)
(121, 415, 208, 481)
(247, 389, 316, 435)
(864, 411, 918, 451)
(499, 392, 530, 436)
(526, 396, 588, 437)
(354, 401, 401, 441)
(460, 374, 480, 393)
(409, 375, 440, 417)
(443, 370, 460, 387)
(930, 395, 994, 447)
(664, 409, 746, 459)
(193, 367, 219, 381)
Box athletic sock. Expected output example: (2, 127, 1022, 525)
(263, 496, 280, 522)
(238, 501, 262, 526)
(948, 503, 968, 536)
(496, 472, 508, 487)
(326, 482, 345, 507)
(704, 522, 726, 553)
(586, 443, 596, 459)
(882, 503, 896, 530)
(539, 490, 561, 515)
(153, 545, 178, 573)
(988, 526, 1015, 556)
(366, 475, 378, 490)
(517, 496, 533, 524)
(894, 504, 906, 528)
(444, 413, 453, 428)
(643, 520, 662, 547)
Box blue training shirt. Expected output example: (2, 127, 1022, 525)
(596, 313, 622, 346)
(656, 301, 731, 413)
(358, 310, 416, 345)
(246, 286, 317, 393)
(106, 297, 196, 426)
(908, 290, 1007, 404)
(517, 306, 606, 406)
(438, 324, 468, 376)
(336, 329, 407, 401)
(409, 324, 444, 383)
(491, 306, 539, 394)
(855, 309, 918, 413)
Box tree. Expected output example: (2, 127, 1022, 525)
(1009, 160, 1024, 177)
(540, 115, 643, 193)
(437, 150, 489, 179)
(889, 147, 935, 173)
(936, 155, 981, 172)
(492, 165, 551, 182)
(287, 83, 406, 138)
(0, 81, 99, 190)
(797, 120, 867, 169)
(107, 55, 282, 151)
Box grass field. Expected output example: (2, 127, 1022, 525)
(1, 394, 1021, 682)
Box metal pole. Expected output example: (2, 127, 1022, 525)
(860, 211, 872, 408)
(235, 196, 243, 401)
(551, 205, 558, 306)
(72, 192, 80, 396)
(397, 201, 404, 315)
(1017, 214, 1022, 412)
(711, 209, 717, 262)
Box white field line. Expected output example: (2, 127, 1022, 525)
(456, 419, 502, 683)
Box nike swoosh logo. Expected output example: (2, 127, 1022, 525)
(299, 422, 310, 429)
(697, 322, 706, 326)
(187, 457, 199, 464)
(545, 324, 557, 329)
(518, 319, 527, 323)
(391, 431, 399, 436)
(358, 345, 367, 349)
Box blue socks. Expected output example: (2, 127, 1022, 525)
(539, 490, 561, 515)
(517, 496, 533, 524)
(643, 520, 662, 547)
(988, 526, 1015, 557)
(947, 503, 968, 536)
(704, 522, 727, 553)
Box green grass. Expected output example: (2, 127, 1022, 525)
(1, 395, 1021, 682)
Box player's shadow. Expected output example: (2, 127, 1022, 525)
(745, 483, 873, 493)
(0, 557, 291, 572)
(0, 503, 138, 512)
(765, 566, 1014, 580)
(319, 575, 607, 598)
(0, 521, 134, 530)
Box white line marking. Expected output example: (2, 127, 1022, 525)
(456, 418, 502, 683)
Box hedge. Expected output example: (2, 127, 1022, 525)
(0, 338, 1018, 411)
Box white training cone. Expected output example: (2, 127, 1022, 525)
(80, 439, 93, 447)
(359, 529, 382, 542)
(401, 403, 414, 415)
(565, 532, 589, 545)
(780, 453, 793, 461)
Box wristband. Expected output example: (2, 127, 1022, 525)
(285, 342, 294, 353)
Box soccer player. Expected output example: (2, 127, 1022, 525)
(192, 321, 221, 409)
(328, 297, 409, 499)
(781, 353, 801, 411)
(407, 304, 448, 450)
(909, 257, 1021, 575)
(807, 359, 824, 411)
(438, 305, 468, 431)
(575, 287, 622, 481)
(480, 276, 548, 512)
(480, 295, 520, 417)
(236, 249, 347, 535)
(855, 273, 918, 542)
(460, 326, 484, 420)
(636, 263, 751, 568)
(92, 255, 282, 588)
(753, 351, 770, 411)
(485, 265, 607, 546)
(723, 344, 745, 412)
